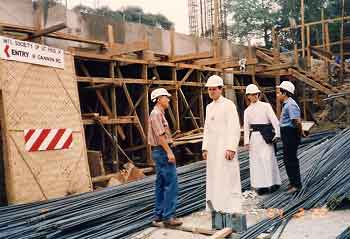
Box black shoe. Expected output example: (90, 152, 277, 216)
(256, 188, 269, 195)
(270, 185, 280, 193)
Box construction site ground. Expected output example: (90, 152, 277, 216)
(132, 194, 350, 239)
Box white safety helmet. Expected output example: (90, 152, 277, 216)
(151, 88, 171, 102)
(245, 84, 261, 95)
(205, 75, 224, 87)
(277, 81, 295, 95)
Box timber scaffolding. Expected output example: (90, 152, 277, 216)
(0, 12, 349, 189)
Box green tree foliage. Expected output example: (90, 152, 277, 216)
(226, 0, 348, 49)
(226, 0, 280, 47)
(73, 5, 173, 30)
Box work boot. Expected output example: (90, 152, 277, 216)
(153, 216, 162, 223)
(287, 187, 299, 194)
(163, 218, 183, 227)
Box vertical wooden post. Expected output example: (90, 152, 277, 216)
(172, 68, 180, 132)
(34, 0, 44, 44)
(306, 25, 311, 69)
(340, 0, 345, 83)
(301, 0, 305, 58)
(303, 85, 307, 120)
(272, 28, 281, 117)
(197, 71, 205, 127)
(142, 64, 152, 165)
(108, 25, 119, 172)
(325, 22, 330, 51)
(321, 8, 326, 49)
(213, 0, 220, 58)
(170, 26, 175, 58)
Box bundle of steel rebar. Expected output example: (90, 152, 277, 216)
(0, 162, 206, 239)
(337, 226, 350, 239)
(241, 129, 350, 239)
(0, 130, 337, 239)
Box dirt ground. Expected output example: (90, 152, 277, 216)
(131, 194, 350, 239)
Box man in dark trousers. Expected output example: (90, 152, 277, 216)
(277, 81, 304, 193)
(148, 88, 182, 227)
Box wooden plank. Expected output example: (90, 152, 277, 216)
(256, 50, 273, 64)
(152, 223, 216, 235)
(220, 59, 258, 69)
(107, 40, 149, 56)
(83, 117, 137, 125)
(310, 46, 333, 59)
(177, 63, 223, 72)
(255, 63, 292, 73)
(289, 69, 347, 105)
(209, 228, 233, 239)
(170, 51, 213, 63)
(194, 57, 235, 66)
(77, 76, 205, 87)
(19, 22, 66, 41)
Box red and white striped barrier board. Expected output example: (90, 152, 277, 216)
(24, 128, 73, 152)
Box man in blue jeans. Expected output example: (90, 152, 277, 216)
(148, 88, 182, 227)
(277, 81, 305, 194)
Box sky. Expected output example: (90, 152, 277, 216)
(67, 0, 189, 34)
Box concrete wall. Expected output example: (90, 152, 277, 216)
(0, 1, 247, 58)
(0, 0, 34, 27)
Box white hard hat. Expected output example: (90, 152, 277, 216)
(151, 88, 171, 102)
(205, 75, 224, 87)
(277, 81, 295, 94)
(245, 84, 261, 95)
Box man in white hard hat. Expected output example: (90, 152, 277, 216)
(202, 75, 242, 213)
(243, 84, 281, 195)
(277, 81, 304, 193)
(148, 88, 182, 227)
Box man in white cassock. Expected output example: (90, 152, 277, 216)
(243, 84, 281, 195)
(202, 75, 242, 213)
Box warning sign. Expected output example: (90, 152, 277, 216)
(0, 36, 64, 69)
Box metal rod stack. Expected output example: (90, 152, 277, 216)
(337, 226, 350, 239)
(0, 130, 338, 239)
(241, 129, 350, 239)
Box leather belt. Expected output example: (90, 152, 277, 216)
(151, 144, 175, 151)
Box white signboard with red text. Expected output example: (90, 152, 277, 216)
(0, 36, 64, 69)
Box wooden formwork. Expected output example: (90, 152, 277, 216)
(0, 53, 92, 204)
(0, 9, 349, 201)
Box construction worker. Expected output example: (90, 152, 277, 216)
(148, 88, 182, 227)
(243, 84, 281, 195)
(202, 75, 242, 213)
(277, 81, 304, 193)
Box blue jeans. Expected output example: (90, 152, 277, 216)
(152, 148, 178, 220)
